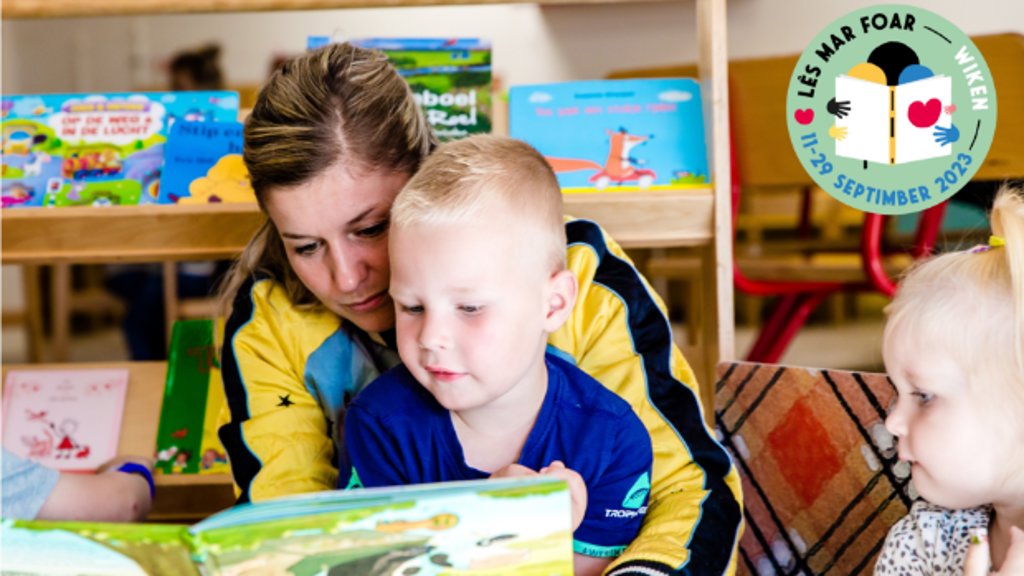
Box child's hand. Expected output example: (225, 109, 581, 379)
(539, 460, 587, 531)
(489, 463, 538, 479)
(964, 526, 1024, 575)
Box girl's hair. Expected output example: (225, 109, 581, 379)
(218, 42, 437, 314)
(884, 185, 1024, 408)
(392, 135, 567, 272)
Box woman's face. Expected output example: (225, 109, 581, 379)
(264, 162, 410, 333)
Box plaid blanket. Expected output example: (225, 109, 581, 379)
(715, 362, 914, 575)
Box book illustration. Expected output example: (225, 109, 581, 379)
(160, 120, 252, 204)
(510, 78, 709, 193)
(0, 92, 238, 208)
(2, 369, 129, 472)
(1, 477, 574, 576)
(827, 42, 958, 166)
(546, 128, 657, 190)
(154, 319, 229, 475)
(309, 37, 492, 141)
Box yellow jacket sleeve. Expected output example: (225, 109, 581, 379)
(551, 219, 744, 575)
(218, 279, 343, 503)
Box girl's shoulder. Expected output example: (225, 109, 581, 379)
(876, 500, 991, 575)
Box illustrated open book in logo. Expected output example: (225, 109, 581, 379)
(834, 72, 952, 166)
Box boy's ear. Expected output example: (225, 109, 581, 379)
(544, 269, 578, 333)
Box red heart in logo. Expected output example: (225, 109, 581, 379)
(794, 109, 814, 125)
(908, 98, 942, 128)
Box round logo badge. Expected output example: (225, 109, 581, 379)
(786, 5, 997, 215)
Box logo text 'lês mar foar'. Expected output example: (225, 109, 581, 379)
(787, 5, 997, 215)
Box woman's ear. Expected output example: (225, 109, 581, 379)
(544, 269, 578, 333)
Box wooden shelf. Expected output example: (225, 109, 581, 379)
(1, 203, 266, 265)
(1, 191, 711, 264)
(3, 0, 671, 18)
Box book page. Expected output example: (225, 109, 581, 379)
(893, 75, 953, 164)
(834, 75, 891, 165)
(2, 369, 128, 471)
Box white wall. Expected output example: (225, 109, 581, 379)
(3, 0, 1020, 94)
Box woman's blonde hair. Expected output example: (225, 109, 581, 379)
(884, 185, 1024, 409)
(218, 42, 437, 313)
(392, 135, 567, 272)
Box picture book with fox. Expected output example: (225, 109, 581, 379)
(1, 477, 575, 576)
(509, 78, 709, 193)
(2, 369, 129, 472)
(0, 91, 238, 208)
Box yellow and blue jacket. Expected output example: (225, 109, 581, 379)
(219, 218, 743, 575)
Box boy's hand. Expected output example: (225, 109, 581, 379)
(964, 526, 1024, 575)
(489, 463, 538, 479)
(540, 460, 587, 531)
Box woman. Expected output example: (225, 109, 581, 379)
(218, 42, 742, 576)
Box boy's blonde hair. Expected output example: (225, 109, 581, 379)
(885, 185, 1024, 410)
(392, 135, 567, 272)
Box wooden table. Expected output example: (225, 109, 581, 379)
(2, 362, 237, 523)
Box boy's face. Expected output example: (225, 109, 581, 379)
(389, 210, 572, 416)
(883, 324, 1020, 509)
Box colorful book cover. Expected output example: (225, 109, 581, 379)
(834, 73, 952, 165)
(0, 91, 239, 208)
(1, 476, 575, 576)
(159, 120, 252, 204)
(1, 369, 129, 472)
(509, 78, 710, 193)
(154, 319, 228, 476)
(308, 37, 492, 140)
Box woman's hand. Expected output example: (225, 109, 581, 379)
(964, 526, 1024, 575)
(539, 460, 588, 531)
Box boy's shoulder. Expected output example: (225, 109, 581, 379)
(546, 351, 636, 421)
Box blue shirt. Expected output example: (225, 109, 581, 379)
(2, 448, 59, 519)
(341, 352, 653, 557)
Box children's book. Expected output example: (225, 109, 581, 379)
(159, 120, 252, 204)
(308, 37, 492, 141)
(1, 369, 129, 472)
(834, 74, 952, 165)
(509, 78, 710, 193)
(154, 319, 229, 476)
(1, 477, 575, 576)
(0, 91, 239, 208)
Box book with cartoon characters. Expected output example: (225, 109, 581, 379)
(154, 319, 229, 476)
(509, 78, 710, 193)
(0, 91, 238, 208)
(833, 70, 952, 165)
(1, 476, 575, 576)
(1, 369, 129, 472)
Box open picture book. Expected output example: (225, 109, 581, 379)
(1, 476, 574, 575)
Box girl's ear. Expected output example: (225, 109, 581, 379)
(544, 269, 578, 333)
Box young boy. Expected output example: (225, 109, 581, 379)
(339, 135, 653, 575)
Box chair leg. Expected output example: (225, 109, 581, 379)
(746, 290, 832, 363)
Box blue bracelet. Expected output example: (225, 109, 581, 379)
(116, 462, 155, 500)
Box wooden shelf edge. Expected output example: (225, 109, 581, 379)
(4, 0, 676, 19)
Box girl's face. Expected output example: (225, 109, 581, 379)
(264, 162, 410, 334)
(883, 324, 1021, 509)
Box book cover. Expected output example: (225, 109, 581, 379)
(308, 37, 492, 141)
(1, 477, 575, 575)
(834, 74, 952, 165)
(154, 319, 229, 475)
(159, 120, 252, 204)
(2, 369, 129, 472)
(509, 78, 709, 193)
(0, 91, 239, 208)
